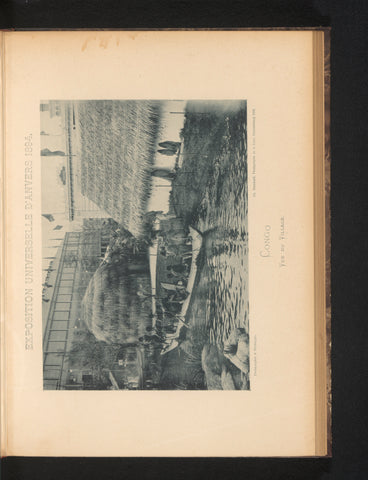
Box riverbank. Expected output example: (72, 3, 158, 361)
(155, 100, 250, 389)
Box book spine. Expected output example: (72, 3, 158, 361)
(324, 28, 332, 458)
(313, 28, 331, 457)
(0, 30, 7, 458)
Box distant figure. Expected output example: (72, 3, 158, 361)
(159, 141, 181, 151)
(157, 149, 177, 156)
(151, 168, 176, 180)
(158, 141, 181, 155)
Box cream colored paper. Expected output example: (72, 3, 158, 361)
(3, 31, 315, 456)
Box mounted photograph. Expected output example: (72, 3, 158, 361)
(41, 99, 249, 391)
(3, 30, 331, 457)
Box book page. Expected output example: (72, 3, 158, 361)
(3, 30, 315, 456)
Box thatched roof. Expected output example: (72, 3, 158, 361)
(78, 100, 163, 237)
(82, 257, 152, 345)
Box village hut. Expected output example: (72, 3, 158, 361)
(77, 100, 163, 237)
(81, 255, 152, 345)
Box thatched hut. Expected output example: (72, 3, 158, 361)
(77, 100, 163, 237)
(81, 255, 152, 345)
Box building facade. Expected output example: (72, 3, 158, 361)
(42, 221, 110, 390)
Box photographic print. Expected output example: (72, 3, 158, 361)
(41, 100, 249, 391)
